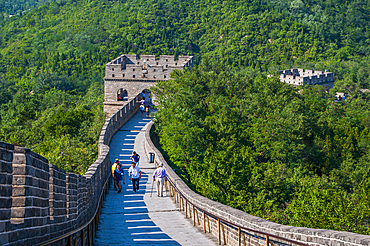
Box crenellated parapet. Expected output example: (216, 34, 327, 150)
(279, 68, 334, 90)
(104, 54, 193, 81)
(0, 95, 142, 245)
(103, 54, 194, 115)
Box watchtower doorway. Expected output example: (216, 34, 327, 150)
(117, 89, 128, 101)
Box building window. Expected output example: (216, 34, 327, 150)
(137, 62, 139, 65)
(154, 69, 156, 72)
(122, 74, 125, 77)
(112, 68, 114, 71)
(147, 59, 149, 61)
(133, 69, 135, 71)
(164, 75, 166, 78)
(112, 74, 115, 78)
(156, 62, 158, 65)
(166, 65, 168, 68)
(175, 63, 177, 65)
(166, 59, 168, 62)
(153, 75, 156, 79)
(133, 75, 135, 78)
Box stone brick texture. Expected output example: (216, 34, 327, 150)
(0, 94, 142, 245)
(103, 54, 193, 116)
(144, 122, 370, 246)
(278, 68, 334, 90)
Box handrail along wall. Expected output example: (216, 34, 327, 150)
(144, 122, 370, 246)
(0, 94, 141, 246)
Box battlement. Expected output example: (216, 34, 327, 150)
(105, 54, 194, 81)
(104, 54, 194, 114)
(278, 68, 334, 90)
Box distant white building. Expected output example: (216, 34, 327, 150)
(279, 68, 334, 90)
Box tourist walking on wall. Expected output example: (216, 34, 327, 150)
(153, 162, 167, 197)
(146, 105, 151, 118)
(114, 163, 125, 193)
(139, 103, 145, 117)
(128, 162, 141, 192)
(112, 159, 120, 190)
(130, 151, 140, 166)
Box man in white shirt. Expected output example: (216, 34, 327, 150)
(128, 162, 141, 192)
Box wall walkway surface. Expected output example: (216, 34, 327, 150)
(94, 110, 217, 245)
(2, 92, 370, 246)
(144, 122, 370, 246)
(0, 95, 141, 245)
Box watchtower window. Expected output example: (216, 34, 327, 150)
(133, 75, 135, 78)
(112, 74, 115, 77)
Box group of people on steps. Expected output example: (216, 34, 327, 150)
(111, 151, 167, 196)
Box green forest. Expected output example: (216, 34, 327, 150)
(1, 0, 370, 233)
(153, 62, 370, 235)
(0, 0, 53, 15)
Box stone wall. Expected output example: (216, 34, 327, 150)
(103, 54, 193, 115)
(0, 94, 141, 245)
(104, 54, 193, 81)
(144, 122, 370, 246)
(279, 68, 334, 90)
(103, 80, 156, 115)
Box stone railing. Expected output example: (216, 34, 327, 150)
(144, 122, 370, 246)
(0, 95, 141, 245)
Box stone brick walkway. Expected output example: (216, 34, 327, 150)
(94, 111, 217, 245)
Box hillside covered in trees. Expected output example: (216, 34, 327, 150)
(0, 0, 370, 232)
(0, 0, 53, 15)
(153, 62, 370, 235)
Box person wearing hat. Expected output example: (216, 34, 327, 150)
(112, 159, 120, 190)
(114, 163, 125, 193)
(153, 162, 167, 197)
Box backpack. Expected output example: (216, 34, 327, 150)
(140, 105, 145, 110)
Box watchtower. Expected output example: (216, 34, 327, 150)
(278, 68, 334, 90)
(104, 54, 194, 115)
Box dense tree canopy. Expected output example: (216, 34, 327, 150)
(1, 0, 370, 231)
(153, 61, 370, 235)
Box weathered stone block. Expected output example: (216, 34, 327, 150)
(0, 232, 9, 245)
(0, 197, 11, 208)
(0, 220, 10, 233)
(0, 173, 8, 184)
(0, 185, 12, 197)
(11, 207, 25, 218)
(0, 160, 12, 173)
(0, 208, 11, 221)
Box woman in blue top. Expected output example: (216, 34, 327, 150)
(114, 164, 125, 193)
